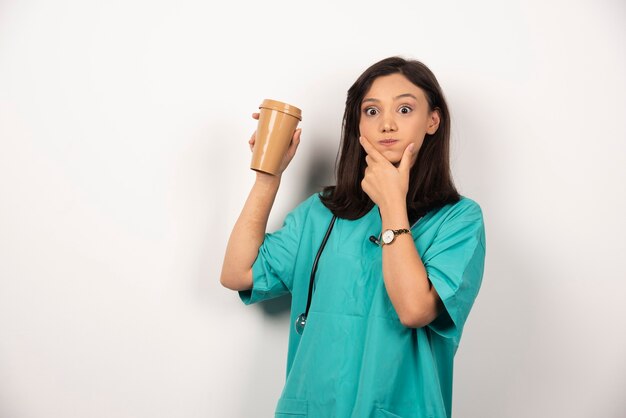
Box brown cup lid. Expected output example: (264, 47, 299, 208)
(259, 99, 302, 121)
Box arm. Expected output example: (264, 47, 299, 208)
(359, 136, 443, 328)
(219, 113, 302, 291)
(219, 174, 281, 290)
(379, 203, 444, 328)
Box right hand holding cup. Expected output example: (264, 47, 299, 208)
(249, 100, 302, 176)
(249, 113, 302, 176)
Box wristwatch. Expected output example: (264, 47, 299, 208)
(381, 228, 412, 245)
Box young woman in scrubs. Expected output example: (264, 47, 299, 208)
(220, 56, 486, 418)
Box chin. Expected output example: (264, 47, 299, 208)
(382, 151, 402, 164)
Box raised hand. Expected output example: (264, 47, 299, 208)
(248, 112, 302, 177)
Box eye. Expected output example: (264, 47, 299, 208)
(363, 107, 378, 116)
(399, 105, 412, 114)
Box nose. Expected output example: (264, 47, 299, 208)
(381, 113, 397, 133)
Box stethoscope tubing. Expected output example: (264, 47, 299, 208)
(295, 211, 422, 334)
(303, 214, 337, 317)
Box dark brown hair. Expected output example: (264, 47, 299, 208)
(320, 56, 460, 222)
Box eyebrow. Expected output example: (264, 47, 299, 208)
(362, 93, 418, 104)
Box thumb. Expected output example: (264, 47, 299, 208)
(399, 143, 414, 174)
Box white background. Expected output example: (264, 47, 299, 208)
(1, 0, 625, 417)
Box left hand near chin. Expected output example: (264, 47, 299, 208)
(359, 135, 414, 209)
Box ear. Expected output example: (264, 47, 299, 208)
(426, 108, 441, 135)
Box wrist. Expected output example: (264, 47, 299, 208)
(254, 172, 281, 190)
(378, 194, 406, 216)
(379, 200, 409, 230)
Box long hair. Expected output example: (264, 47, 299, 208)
(320, 56, 460, 222)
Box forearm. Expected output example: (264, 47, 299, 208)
(220, 174, 281, 290)
(379, 202, 440, 328)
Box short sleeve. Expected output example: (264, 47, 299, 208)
(238, 196, 315, 305)
(423, 199, 486, 342)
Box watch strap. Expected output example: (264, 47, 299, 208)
(382, 228, 412, 245)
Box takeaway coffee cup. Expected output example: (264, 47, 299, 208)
(251, 99, 302, 175)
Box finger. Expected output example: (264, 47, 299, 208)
(286, 129, 302, 157)
(361, 168, 371, 192)
(399, 143, 415, 174)
(292, 128, 302, 142)
(249, 131, 256, 152)
(252, 112, 260, 120)
(359, 135, 384, 162)
(363, 166, 372, 182)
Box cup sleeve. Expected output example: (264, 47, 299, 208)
(238, 197, 313, 305)
(422, 201, 486, 343)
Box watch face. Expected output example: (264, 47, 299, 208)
(382, 230, 395, 244)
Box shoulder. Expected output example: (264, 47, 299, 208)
(298, 192, 335, 213)
(283, 193, 330, 223)
(434, 196, 484, 225)
(427, 196, 485, 240)
(296, 193, 327, 214)
(424, 196, 486, 253)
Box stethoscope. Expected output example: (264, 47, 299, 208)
(294, 213, 422, 334)
(294, 215, 337, 335)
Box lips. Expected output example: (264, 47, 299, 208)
(379, 139, 399, 146)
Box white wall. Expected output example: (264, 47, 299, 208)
(1, 0, 625, 417)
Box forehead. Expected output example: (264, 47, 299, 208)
(363, 73, 427, 102)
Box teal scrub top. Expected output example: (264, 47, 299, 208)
(239, 193, 486, 418)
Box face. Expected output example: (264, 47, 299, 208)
(359, 73, 441, 166)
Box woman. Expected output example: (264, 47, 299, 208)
(220, 56, 486, 418)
